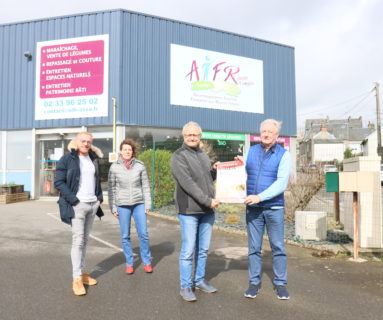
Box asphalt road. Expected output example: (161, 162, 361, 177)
(0, 201, 382, 320)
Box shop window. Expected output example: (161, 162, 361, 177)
(125, 126, 183, 153)
(93, 138, 113, 191)
(201, 139, 244, 162)
(6, 130, 32, 170)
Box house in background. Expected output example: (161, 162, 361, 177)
(361, 130, 383, 157)
(298, 117, 374, 166)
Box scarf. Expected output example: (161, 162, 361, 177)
(120, 156, 134, 170)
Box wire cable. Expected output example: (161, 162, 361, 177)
(299, 90, 372, 117)
(341, 93, 374, 118)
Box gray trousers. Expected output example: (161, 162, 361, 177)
(71, 201, 99, 279)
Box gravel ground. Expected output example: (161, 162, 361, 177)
(155, 204, 351, 247)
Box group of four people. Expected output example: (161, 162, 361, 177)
(54, 119, 291, 301)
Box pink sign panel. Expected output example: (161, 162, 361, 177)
(250, 135, 290, 150)
(39, 40, 104, 98)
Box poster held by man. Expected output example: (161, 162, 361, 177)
(216, 160, 247, 203)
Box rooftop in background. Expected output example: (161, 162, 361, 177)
(302, 116, 375, 142)
(305, 116, 364, 129)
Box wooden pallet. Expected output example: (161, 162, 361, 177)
(0, 192, 29, 204)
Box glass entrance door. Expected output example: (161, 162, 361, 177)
(36, 130, 112, 198)
(39, 140, 64, 197)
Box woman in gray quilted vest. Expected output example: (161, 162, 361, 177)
(108, 139, 153, 274)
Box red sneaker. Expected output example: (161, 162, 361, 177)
(144, 264, 153, 273)
(125, 266, 134, 274)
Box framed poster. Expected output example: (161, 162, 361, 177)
(170, 44, 264, 114)
(35, 34, 109, 120)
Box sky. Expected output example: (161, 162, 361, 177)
(1, 0, 383, 131)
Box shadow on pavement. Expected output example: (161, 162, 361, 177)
(91, 252, 125, 279)
(206, 251, 275, 286)
(151, 241, 175, 267)
(206, 252, 248, 281)
(90, 241, 175, 278)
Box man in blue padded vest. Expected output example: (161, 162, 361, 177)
(242, 119, 291, 300)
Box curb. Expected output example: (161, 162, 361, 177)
(148, 211, 247, 236)
(148, 211, 351, 255)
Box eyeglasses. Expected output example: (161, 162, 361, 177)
(183, 134, 201, 138)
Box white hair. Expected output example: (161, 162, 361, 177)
(260, 119, 282, 134)
(76, 131, 93, 139)
(182, 121, 202, 135)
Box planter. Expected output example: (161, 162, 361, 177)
(0, 185, 24, 195)
(0, 192, 29, 204)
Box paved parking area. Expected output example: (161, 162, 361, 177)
(0, 201, 382, 320)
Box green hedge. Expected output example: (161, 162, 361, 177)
(138, 149, 175, 208)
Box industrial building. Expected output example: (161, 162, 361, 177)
(0, 9, 297, 199)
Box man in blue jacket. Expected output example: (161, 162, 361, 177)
(243, 119, 291, 300)
(54, 132, 104, 296)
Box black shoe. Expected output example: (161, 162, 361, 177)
(244, 284, 261, 299)
(274, 285, 290, 300)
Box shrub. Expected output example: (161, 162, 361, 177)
(327, 220, 344, 230)
(0, 182, 17, 187)
(138, 149, 175, 208)
(285, 171, 325, 221)
(343, 147, 353, 159)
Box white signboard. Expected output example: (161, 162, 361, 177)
(216, 161, 247, 203)
(170, 44, 264, 114)
(35, 35, 109, 120)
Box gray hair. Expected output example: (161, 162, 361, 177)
(76, 131, 93, 139)
(182, 121, 202, 135)
(260, 119, 282, 134)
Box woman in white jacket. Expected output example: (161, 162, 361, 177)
(108, 139, 152, 274)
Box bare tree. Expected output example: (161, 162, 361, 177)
(199, 140, 217, 164)
(285, 170, 325, 221)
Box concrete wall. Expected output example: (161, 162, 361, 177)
(314, 143, 344, 162)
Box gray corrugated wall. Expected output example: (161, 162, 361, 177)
(119, 11, 296, 136)
(0, 9, 296, 136)
(0, 10, 121, 130)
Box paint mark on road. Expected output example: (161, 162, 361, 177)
(47, 212, 122, 253)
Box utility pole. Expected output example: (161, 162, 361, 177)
(112, 97, 117, 153)
(375, 82, 383, 161)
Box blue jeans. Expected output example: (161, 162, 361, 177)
(246, 207, 287, 286)
(117, 204, 151, 266)
(178, 213, 215, 289)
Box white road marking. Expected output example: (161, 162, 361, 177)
(47, 212, 122, 253)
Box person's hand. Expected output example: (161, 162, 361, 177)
(235, 155, 244, 163)
(113, 212, 119, 218)
(210, 199, 220, 208)
(145, 209, 150, 215)
(212, 161, 221, 170)
(244, 195, 261, 205)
